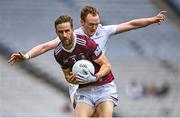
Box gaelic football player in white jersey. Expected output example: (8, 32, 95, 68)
(8, 5, 167, 116)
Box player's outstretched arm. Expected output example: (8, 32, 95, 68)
(8, 39, 59, 64)
(116, 11, 167, 33)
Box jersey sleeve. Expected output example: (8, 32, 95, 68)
(54, 37, 61, 43)
(103, 25, 117, 36)
(59, 61, 69, 70)
(86, 38, 102, 60)
(54, 52, 68, 69)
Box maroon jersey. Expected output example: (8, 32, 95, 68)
(54, 33, 114, 87)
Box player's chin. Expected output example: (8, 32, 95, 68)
(89, 31, 95, 36)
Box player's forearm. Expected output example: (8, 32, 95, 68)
(129, 17, 156, 28)
(25, 39, 58, 59)
(116, 17, 157, 33)
(95, 63, 111, 79)
(25, 44, 50, 59)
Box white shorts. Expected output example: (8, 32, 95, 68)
(68, 84, 79, 107)
(73, 81, 118, 107)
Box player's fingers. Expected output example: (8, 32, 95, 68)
(11, 53, 18, 58)
(11, 60, 16, 64)
(160, 11, 167, 19)
(9, 59, 16, 65)
(67, 76, 77, 84)
(67, 78, 73, 83)
(11, 54, 21, 60)
(10, 54, 14, 58)
(160, 11, 167, 14)
(8, 57, 13, 63)
(75, 75, 84, 81)
(8, 59, 13, 63)
(82, 68, 89, 75)
(8, 56, 16, 63)
(77, 72, 86, 78)
(158, 11, 167, 17)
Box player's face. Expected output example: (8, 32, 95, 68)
(81, 14, 100, 37)
(56, 22, 74, 47)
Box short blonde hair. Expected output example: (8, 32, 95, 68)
(80, 5, 99, 21)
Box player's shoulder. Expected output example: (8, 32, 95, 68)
(76, 34, 88, 45)
(75, 27, 84, 34)
(75, 34, 95, 46)
(96, 24, 110, 33)
(98, 24, 116, 30)
(54, 43, 63, 56)
(76, 34, 89, 40)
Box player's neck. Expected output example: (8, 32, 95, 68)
(82, 28, 91, 37)
(63, 43, 73, 50)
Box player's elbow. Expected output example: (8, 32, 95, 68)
(40, 43, 53, 53)
(41, 44, 51, 51)
(106, 63, 112, 72)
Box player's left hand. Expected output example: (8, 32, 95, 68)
(76, 68, 97, 84)
(155, 11, 167, 25)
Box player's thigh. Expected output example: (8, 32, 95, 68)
(74, 102, 95, 117)
(95, 101, 114, 117)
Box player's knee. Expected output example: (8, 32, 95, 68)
(96, 101, 114, 117)
(96, 109, 113, 117)
(74, 110, 87, 117)
(74, 105, 94, 117)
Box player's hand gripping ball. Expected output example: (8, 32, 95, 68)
(72, 60, 97, 84)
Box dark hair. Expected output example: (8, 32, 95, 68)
(54, 15, 73, 29)
(80, 5, 99, 21)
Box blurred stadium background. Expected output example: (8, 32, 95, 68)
(0, 0, 180, 117)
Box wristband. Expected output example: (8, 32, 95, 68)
(24, 53, 31, 59)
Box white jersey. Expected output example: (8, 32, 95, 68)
(55, 24, 117, 53)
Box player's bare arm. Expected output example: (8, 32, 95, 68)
(94, 53, 112, 79)
(8, 39, 58, 64)
(116, 11, 167, 33)
(28, 39, 58, 58)
(62, 68, 78, 84)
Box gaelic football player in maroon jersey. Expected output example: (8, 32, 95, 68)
(54, 15, 118, 117)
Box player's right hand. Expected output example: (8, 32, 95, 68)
(8, 52, 26, 64)
(66, 72, 79, 84)
(155, 11, 167, 25)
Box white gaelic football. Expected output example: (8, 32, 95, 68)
(72, 60, 95, 75)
